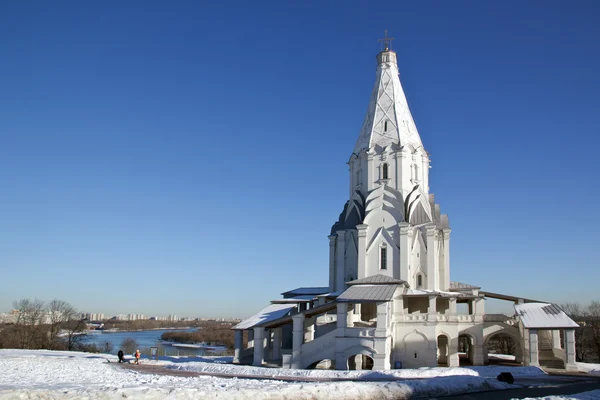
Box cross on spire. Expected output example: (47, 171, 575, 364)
(378, 30, 395, 51)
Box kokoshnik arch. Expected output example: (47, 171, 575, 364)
(232, 36, 579, 371)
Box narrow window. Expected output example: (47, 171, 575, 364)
(380, 246, 387, 270)
(417, 274, 423, 288)
(384, 120, 388, 132)
(382, 163, 389, 180)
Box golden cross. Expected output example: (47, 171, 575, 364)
(378, 30, 395, 51)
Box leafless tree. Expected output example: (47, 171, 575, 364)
(588, 300, 600, 360)
(121, 338, 138, 355)
(47, 299, 78, 349)
(12, 299, 46, 349)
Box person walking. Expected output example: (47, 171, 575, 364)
(117, 350, 124, 363)
(134, 349, 140, 365)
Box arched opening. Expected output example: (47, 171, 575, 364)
(380, 245, 387, 270)
(437, 335, 449, 366)
(347, 354, 374, 370)
(458, 334, 475, 366)
(382, 163, 389, 180)
(486, 332, 521, 366)
(307, 359, 335, 370)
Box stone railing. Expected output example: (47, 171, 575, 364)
(457, 315, 475, 322)
(483, 314, 517, 325)
(345, 327, 376, 338)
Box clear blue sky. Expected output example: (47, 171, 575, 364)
(1, 1, 598, 318)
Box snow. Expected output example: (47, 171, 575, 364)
(576, 362, 600, 375)
(0, 349, 547, 400)
(233, 303, 296, 330)
(514, 389, 600, 400)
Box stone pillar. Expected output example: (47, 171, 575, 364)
(355, 354, 363, 370)
(448, 298, 457, 322)
(428, 296, 437, 315)
(248, 329, 254, 348)
(442, 228, 451, 291)
(472, 345, 485, 366)
(375, 302, 388, 336)
(335, 303, 348, 370)
(426, 225, 438, 291)
(253, 327, 265, 367)
(328, 235, 336, 292)
(398, 222, 411, 281)
(272, 327, 282, 361)
(366, 149, 375, 191)
(448, 336, 460, 367)
(357, 224, 368, 279)
(565, 329, 577, 371)
(474, 298, 484, 322)
(552, 329, 562, 349)
(528, 329, 540, 366)
(233, 330, 243, 363)
(291, 314, 305, 369)
(304, 316, 315, 342)
(335, 230, 346, 291)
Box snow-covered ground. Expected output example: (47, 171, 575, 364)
(516, 389, 600, 400)
(0, 349, 580, 400)
(577, 362, 600, 375)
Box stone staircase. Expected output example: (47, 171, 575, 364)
(538, 338, 565, 369)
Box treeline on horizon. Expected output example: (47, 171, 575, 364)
(161, 321, 244, 350)
(563, 301, 600, 363)
(0, 298, 94, 352)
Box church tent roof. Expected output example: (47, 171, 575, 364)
(514, 303, 579, 329)
(337, 284, 398, 302)
(347, 274, 408, 286)
(233, 303, 297, 330)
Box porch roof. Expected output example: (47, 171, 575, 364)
(514, 303, 579, 329)
(233, 303, 297, 330)
(337, 284, 397, 302)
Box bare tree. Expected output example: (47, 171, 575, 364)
(121, 338, 138, 355)
(47, 299, 78, 349)
(12, 299, 46, 349)
(562, 302, 590, 362)
(588, 301, 600, 361)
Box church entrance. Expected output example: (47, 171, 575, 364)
(458, 334, 475, 365)
(347, 354, 374, 370)
(437, 335, 449, 366)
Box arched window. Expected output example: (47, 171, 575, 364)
(382, 163, 389, 180)
(417, 274, 423, 288)
(380, 245, 387, 270)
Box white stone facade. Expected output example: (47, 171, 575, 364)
(233, 45, 577, 372)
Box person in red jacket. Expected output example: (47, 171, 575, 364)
(134, 349, 140, 365)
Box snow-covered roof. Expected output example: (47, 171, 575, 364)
(316, 291, 343, 298)
(281, 287, 330, 297)
(405, 288, 463, 297)
(347, 274, 408, 286)
(233, 304, 297, 330)
(449, 281, 481, 290)
(514, 303, 579, 329)
(271, 295, 315, 304)
(337, 285, 398, 302)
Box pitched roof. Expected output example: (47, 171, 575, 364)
(281, 287, 330, 296)
(347, 274, 408, 286)
(233, 303, 297, 330)
(337, 285, 398, 302)
(514, 303, 579, 329)
(353, 49, 424, 154)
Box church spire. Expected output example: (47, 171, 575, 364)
(353, 33, 424, 155)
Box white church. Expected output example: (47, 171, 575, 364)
(233, 37, 579, 371)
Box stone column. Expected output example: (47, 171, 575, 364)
(291, 314, 305, 369)
(233, 330, 243, 363)
(448, 336, 460, 367)
(335, 230, 346, 291)
(565, 329, 577, 371)
(442, 228, 451, 290)
(253, 327, 265, 367)
(366, 149, 375, 191)
(304, 316, 315, 342)
(355, 354, 363, 370)
(552, 329, 562, 349)
(426, 225, 438, 291)
(474, 298, 484, 323)
(272, 327, 282, 361)
(428, 296, 437, 315)
(472, 345, 485, 366)
(248, 329, 254, 348)
(335, 303, 348, 370)
(357, 224, 368, 279)
(375, 302, 388, 336)
(528, 329, 540, 366)
(328, 235, 337, 292)
(398, 222, 411, 281)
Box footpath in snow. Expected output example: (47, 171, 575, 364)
(0, 349, 595, 400)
